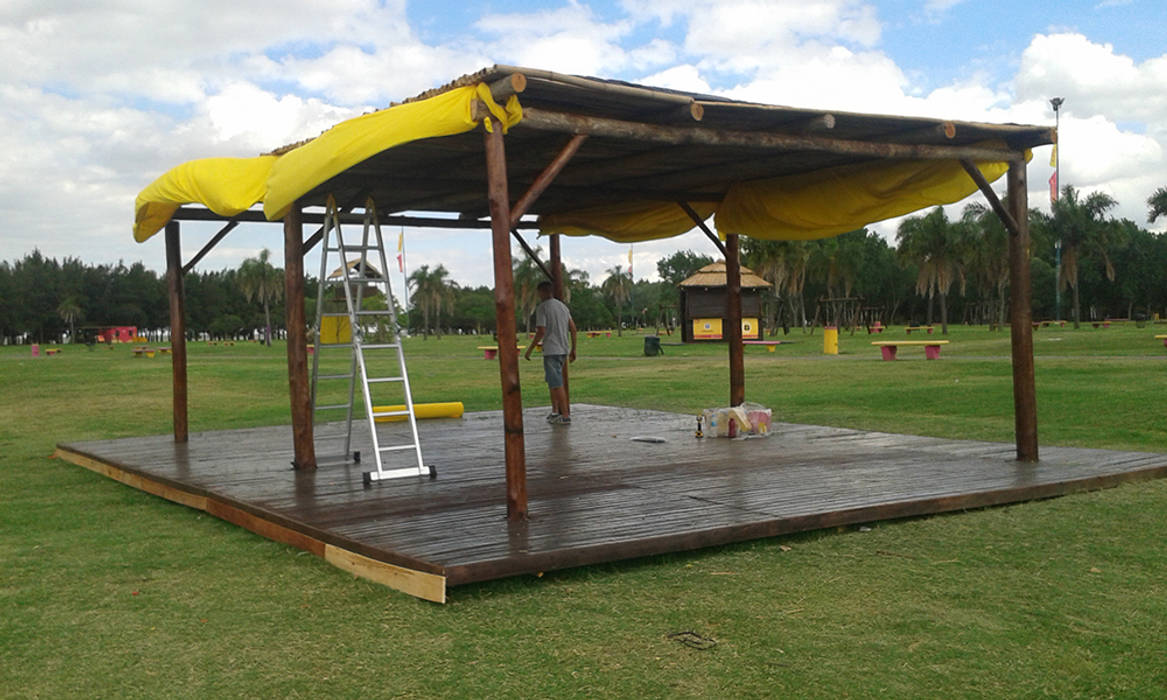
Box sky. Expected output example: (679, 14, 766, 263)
(2, 0, 1166, 288)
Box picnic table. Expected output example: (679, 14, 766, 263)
(872, 339, 949, 361)
(1155, 334, 1167, 348)
(477, 344, 528, 359)
(905, 326, 933, 335)
(743, 340, 786, 352)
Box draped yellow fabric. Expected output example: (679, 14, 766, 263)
(132, 83, 522, 242)
(263, 84, 521, 221)
(133, 157, 276, 242)
(714, 145, 1028, 240)
(539, 200, 718, 243)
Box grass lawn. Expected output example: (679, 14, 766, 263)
(2, 324, 1165, 698)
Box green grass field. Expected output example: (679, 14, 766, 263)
(2, 324, 1165, 698)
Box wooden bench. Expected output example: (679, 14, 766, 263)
(132, 346, 147, 357)
(905, 326, 934, 335)
(743, 340, 785, 352)
(158, 347, 171, 355)
(476, 345, 527, 359)
(872, 339, 949, 361)
(45, 348, 61, 356)
(1156, 334, 1167, 348)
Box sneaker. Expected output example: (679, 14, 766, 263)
(549, 415, 572, 425)
(545, 412, 560, 423)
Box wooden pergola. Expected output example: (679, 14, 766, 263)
(153, 66, 1053, 522)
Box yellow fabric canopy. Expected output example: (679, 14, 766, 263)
(132, 83, 521, 242)
(714, 146, 1027, 240)
(537, 143, 1027, 242)
(134, 156, 276, 242)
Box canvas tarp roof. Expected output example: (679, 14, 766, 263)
(133, 65, 1045, 245)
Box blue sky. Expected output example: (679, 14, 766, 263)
(2, 0, 1164, 288)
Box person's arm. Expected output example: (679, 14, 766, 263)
(568, 318, 577, 363)
(525, 327, 545, 360)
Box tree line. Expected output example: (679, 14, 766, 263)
(3, 185, 1165, 344)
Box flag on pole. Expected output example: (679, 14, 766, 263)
(1049, 171, 1058, 204)
(1049, 144, 1057, 168)
(396, 229, 405, 273)
(627, 245, 633, 277)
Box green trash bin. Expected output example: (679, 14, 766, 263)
(643, 336, 662, 356)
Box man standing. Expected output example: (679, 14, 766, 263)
(524, 280, 577, 424)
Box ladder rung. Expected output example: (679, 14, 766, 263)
(360, 343, 399, 350)
(354, 310, 393, 316)
(346, 277, 383, 283)
(372, 410, 411, 418)
(367, 377, 404, 383)
(379, 444, 417, 452)
(314, 403, 351, 411)
(342, 245, 379, 251)
(315, 373, 354, 380)
(322, 312, 349, 317)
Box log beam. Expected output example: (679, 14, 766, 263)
(678, 202, 727, 257)
(182, 220, 237, 275)
(960, 159, 1020, 237)
(485, 117, 528, 521)
(509, 134, 589, 228)
(550, 234, 570, 408)
(284, 203, 316, 471)
(1006, 162, 1038, 462)
(511, 228, 553, 280)
(725, 233, 745, 406)
(164, 221, 188, 443)
(519, 107, 1024, 164)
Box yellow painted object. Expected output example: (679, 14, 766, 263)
(823, 326, 838, 355)
(320, 315, 352, 344)
(373, 402, 464, 424)
(693, 317, 723, 340)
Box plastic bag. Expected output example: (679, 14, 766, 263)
(701, 402, 772, 438)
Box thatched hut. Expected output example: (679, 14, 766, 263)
(678, 262, 771, 342)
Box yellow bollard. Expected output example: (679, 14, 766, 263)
(823, 326, 838, 355)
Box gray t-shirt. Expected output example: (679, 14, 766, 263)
(535, 297, 572, 355)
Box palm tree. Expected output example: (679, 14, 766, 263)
(1049, 185, 1118, 328)
(512, 252, 545, 333)
(408, 264, 457, 338)
(1147, 187, 1167, 223)
(57, 297, 82, 343)
(896, 207, 960, 334)
(237, 249, 283, 346)
(600, 265, 632, 335)
(960, 201, 1010, 328)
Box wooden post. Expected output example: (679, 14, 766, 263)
(725, 233, 745, 406)
(484, 118, 527, 520)
(284, 203, 316, 470)
(164, 221, 188, 443)
(550, 233, 570, 407)
(1007, 161, 1039, 462)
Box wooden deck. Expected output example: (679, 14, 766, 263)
(55, 404, 1167, 603)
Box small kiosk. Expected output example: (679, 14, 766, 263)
(679, 262, 771, 342)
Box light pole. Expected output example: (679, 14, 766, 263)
(1050, 97, 1064, 321)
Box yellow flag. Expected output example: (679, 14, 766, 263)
(1049, 144, 1057, 168)
(397, 230, 403, 252)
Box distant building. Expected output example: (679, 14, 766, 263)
(98, 326, 138, 343)
(678, 262, 771, 342)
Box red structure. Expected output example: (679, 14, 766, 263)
(100, 326, 137, 343)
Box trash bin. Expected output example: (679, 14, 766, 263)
(643, 335, 662, 356)
(822, 326, 838, 355)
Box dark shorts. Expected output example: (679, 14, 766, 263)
(543, 354, 567, 388)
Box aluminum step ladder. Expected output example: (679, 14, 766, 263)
(310, 196, 433, 484)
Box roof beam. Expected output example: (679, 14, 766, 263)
(960, 159, 1020, 237)
(169, 206, 534, 230)
(519, 107, 1025, 164)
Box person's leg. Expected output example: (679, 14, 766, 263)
(550, 386, 568, 417)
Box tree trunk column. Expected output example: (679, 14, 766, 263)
(164, 221, 188, 443)
(284, 203, 316, 470)
(550, 233, 570, 406)
(1007, 161, 1039, 462)
(725, 233, 745, 406)
(485, 119, 528, 521)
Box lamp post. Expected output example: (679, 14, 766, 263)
(1050, 97, 1064, 322)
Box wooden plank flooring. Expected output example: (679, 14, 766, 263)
(56, 404, 1167, 602)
